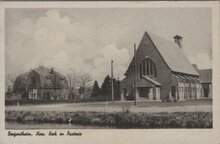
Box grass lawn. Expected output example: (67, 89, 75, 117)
(82, 99, 212, 107)
(5, 99, 212, 129)
(5, 99, 212, 113)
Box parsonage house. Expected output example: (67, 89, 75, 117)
(13, 66, 69, 100)
(120, 31, 206, 101)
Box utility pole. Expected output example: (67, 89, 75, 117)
(134, 44, 137, 105)
(111, 60, 114, 101)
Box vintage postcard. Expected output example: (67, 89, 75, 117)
(0, 1, 219, 144)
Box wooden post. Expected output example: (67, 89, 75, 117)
(111, 60, 114, 101)
(134, 44, 137, 105)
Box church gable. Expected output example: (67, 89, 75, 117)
(121, 31, 201, 101)
(125, 31, 199, 79)
(125, 32, 171, 82)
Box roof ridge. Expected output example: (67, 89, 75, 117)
(146, 31, 199, 76)
(198, 68, 212, 71)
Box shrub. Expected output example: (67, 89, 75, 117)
(5, 111, 212, 129)
(121, 103, 131, 113)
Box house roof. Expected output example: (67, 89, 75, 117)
(14, 66, 68, 88)
(14, 72, 29, 90)
(33, 66, 68, 87)
(198, 69, 212, 83)
(146, 32, 199, 76)
(33, 66, 65, 78)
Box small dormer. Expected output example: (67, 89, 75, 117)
(50, 67, 54, 74)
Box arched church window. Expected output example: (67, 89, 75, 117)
(139, 58, 157, 78)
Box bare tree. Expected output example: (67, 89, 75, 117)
(5, 73, 20, 99)
(66, 71, 80, 88)
(78, 73, 92, 99)
(66, 70, 81, 101)
(5, 73, 19, 91)
(66, 70, 92, 100)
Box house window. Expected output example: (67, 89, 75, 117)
(47, 79, 52, 84)
(139, 58, 157, 78)
(123, 88, 127, 97)
(31, 77, 36, 84)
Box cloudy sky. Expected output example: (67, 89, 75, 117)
(5, 8, 212, 84)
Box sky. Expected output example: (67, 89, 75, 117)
(5, 8, 212, 84)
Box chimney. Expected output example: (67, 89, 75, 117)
(173, 35, 183, 48)
(192, 64, 198, 72)
(51, 67, 54, 74)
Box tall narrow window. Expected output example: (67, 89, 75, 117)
(146, 59, 149, 75)
(143, 60, 146, 75)
(154, 63, 157, 77)
(150, 60, 154, 75)
(139, 63, 142, 78)
(141, 58, 157, 78)
(152, 62, 155, 76)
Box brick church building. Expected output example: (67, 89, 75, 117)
(120, 31, 202, 101)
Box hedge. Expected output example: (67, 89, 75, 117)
(5, 111, 212, 128)
(5, 96, 111, 106)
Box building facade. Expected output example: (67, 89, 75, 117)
(198, 69, 212, 99)
(121, 31, 202, 101)
(13, 66, 69, 100)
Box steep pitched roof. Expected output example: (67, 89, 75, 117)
(33, 66, 51, 76)
(198, 69, 212, 83)
(14, 72, 29, 91)
(14, 66, 69, 89)
(146, 32, 199, 76)
(33, 66, 65, 79)
(32, 66, 68, 87)
(32, 66, 51, 87)
(124, 32, 199, 76)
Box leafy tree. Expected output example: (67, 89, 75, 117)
(91, 80, 101, 97)
(113, 79, 121, 100)
(101, 75, 111, 98)
(100, 75, 121, 100)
